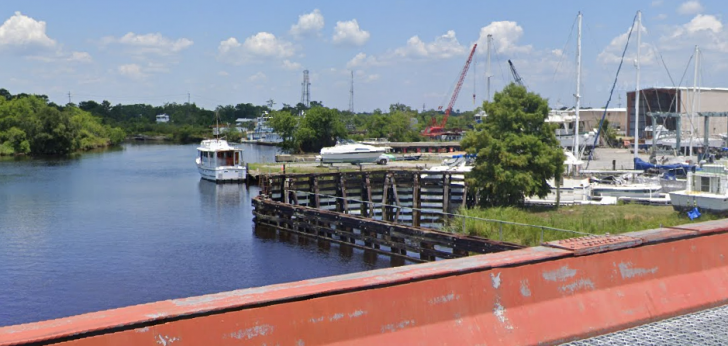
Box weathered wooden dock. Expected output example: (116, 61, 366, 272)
(253, 170, 523, 262)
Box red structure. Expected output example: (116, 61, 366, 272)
(3, 220, 728, 345)
(422, 44, 477, 139)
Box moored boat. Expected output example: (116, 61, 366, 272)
(669, 160, 728, 214)
(196, 139, 246, 182)
(319, 139, 389, 164)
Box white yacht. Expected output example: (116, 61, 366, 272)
(670, 160, 728, 214)
(546, 110, 598, 152)
(319, 139, 389, 164)
(196, 139, 246, 182)
(245, 113, 282, 143)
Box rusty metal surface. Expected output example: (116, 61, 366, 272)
(0, 246, 570, 346)
(544, 234, 643, 256)
(664, 219, 728, 235)
(4, 221, 728, 345)
(625, 227, 699, 244)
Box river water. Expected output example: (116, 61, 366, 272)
(0, 143, 397, 327)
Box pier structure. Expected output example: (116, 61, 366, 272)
(254, 170, 525, 262)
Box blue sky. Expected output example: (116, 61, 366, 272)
(0, 0, 725, 112)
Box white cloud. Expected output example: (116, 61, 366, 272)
(661, 14, 728, 53)
(0, 11, 56, 53)
(359, 72, 380, 83)
(218, 70, 229, 76)
(332, 19, 370, 46)
(677, 1, 704, 15)
(598, 24, 656, 65)
(656, 13, 668, 20)
(103, 32, 193, 56)
(68, 51, 92, 63)
(476, 21, 532, 54)
(218, 32, 295, 64)
(247, 72, 267, 82)
(652, 0, 664, 6)
(282, 59, 302, 70)
(117, 64, 146, 80)
(682, 14, 722, 34)
(290, 9, 324, 39)
(393, 30, 467, 60)
(346, 52, 383, 68)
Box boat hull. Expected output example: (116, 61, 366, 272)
(591, 184, 662, 198)
(669, 191, 728, 214)
(197, 164, 246, 182)
(320, 151, 384, 164)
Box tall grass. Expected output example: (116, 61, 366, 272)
(448, 205, 723, 247)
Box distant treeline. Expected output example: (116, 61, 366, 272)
(0, 87, 478, 155)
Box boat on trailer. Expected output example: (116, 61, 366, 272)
(196, 139, 246, 183)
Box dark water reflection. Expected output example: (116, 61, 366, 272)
(0, 143, 399, 327)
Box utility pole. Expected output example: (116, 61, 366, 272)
(486, 34, 492, 102)
(187, 92, 190, 104)
(690, 45, 699, 157)
(574, 12, 582, 159)
(634, 10, 641, 162)
(68, 92, 71, 104)
(349, 70, 354, 113)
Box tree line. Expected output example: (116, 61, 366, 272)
(0, 86, 479, 156)
(0, 90, 125, 156)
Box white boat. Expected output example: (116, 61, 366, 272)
(589, 172, 662, 198)
(196, 139, 246, 182)
(670, 160, 728, 214)
(546, 110, 598, 152)
(319, 139, 389, 164)
(590, 182, 662, 198)
(245, 113, 283, 143)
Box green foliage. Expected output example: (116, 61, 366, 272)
(0, 127, 30, 154)
(0, 90, 125, 156)
(268, 110, 298, 152)
(296, 107, 347, 152)
(224, 126, 244, 142)
(173, 125, 207, 143)
(449, 205, 720, 246)
(461, 84, 565, 207)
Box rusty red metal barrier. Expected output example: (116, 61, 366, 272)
(3, 220, 728, 345)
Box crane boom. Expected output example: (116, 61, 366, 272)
(423, 43, 477, 137)
(508, 60, 524, 87)
(442, 43, 477, 127)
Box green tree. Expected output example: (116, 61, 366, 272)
(296, 107, 347, 152)
(268, 110, 298, 152)
(461, 84, 565, 207)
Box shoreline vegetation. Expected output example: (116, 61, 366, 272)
(450, 205, 719, 247)
(0, 87, 481, 156)
(0, 91, 125, 156)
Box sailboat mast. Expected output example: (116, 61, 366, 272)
(634, 10, 641, 162)
(690, 45, 699, 157)
(574, 12, 582, 158)
(215, 110, 220, 141)
(486, 34, 492, 102)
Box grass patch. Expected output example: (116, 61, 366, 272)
(448, 204, 723, 247)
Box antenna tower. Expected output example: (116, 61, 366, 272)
(348, 71, 354, 113)
(301, 70, 311, 107)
